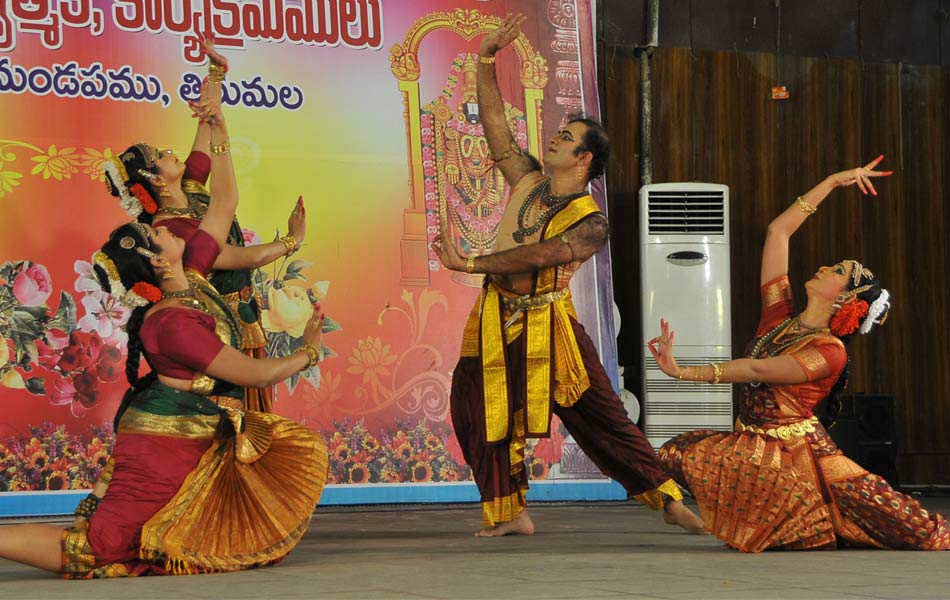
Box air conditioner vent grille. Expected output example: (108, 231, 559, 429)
(648, 190, 725, 235)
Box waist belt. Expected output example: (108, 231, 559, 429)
(501, 288, 570, 311)
(735, 415, 819, 440)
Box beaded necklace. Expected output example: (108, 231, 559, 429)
(749, 316, 830, 359)
(512, 179, 586, 243)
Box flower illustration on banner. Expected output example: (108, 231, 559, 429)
(0, 169, 22, 198)
(0, 424, 114, 491)
(76, 147, 114, 181)
(253, 229, 339, 394)
(0, 255, 134, 416)
(347, 336, 397, 387)
(338, 289, 452, 422)
(324, 418, 470, 484)
(0, 141, 113, 198)
(30, 145, 80, 181)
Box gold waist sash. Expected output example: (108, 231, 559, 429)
(735, 415, 819, 440)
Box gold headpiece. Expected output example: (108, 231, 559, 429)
(92, 251, 120, 284)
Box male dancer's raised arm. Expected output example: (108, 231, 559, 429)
(477, 13, 539, 188)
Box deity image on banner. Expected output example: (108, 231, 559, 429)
(421, 54, 526, 286)
(390, 9, 547, 287)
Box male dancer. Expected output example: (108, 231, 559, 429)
(431, 14, 705, 537)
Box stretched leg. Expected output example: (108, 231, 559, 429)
(553, 318, 706, 534)
(0, 524, 65, 573)
(451, 354, 533, 537)
(831, 472, 950, 550)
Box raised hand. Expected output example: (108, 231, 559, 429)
(646, 318, 680, 378)
(199, 34, 229, 71)
(480, 13, 526, 57)
(828, 155, 893, 196)
(302, 302, 325, 349)
(287, 196, 306, 244)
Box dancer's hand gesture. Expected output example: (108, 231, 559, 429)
(828, 155, 893, 196)
(302, 302, 325, 350)
(287, 196, 307, 245)
(199, 34, 229, 72)
(430, 234, 466, 272)
(480, 13, 526, 57)
(647, 318, 681, 378)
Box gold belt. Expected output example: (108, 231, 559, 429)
(736, 415, 819, 440)
(501, 288, 570, 311)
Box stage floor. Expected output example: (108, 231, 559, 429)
(2, 498, 949, 599)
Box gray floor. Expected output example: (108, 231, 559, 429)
(1, 498, 949, 599)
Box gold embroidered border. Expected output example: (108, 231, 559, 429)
(481, 287, 510, 443)
(482, 488, 527, 527)
(61, 523, 131, 579)
(509, 409, 527, 476)
(633, 478, 683, 511)
(117, 407, 220, 439)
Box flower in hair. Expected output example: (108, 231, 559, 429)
(131, 282, 162, 304)
(830, 299, 869, 337)
(128, 183, 158, 215)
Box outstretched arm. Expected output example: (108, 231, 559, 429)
(431, 214, 607, 275)
(188, 36, 227, 158)
(211, 196, 306, 271)
(647, 319, 838, 386)
(760, 156, 892, 286)
(477, 13, 538, 188)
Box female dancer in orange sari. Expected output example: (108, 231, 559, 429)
(652, 156, 949, 552)
(0, 98, 327, 578)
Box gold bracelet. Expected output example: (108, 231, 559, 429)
(466, 255, 476, 274)
(478, 54, 495, 64)
(208, 63, 227, 82)
(210, 140, 231, 155)
(796, 196, 816, 215)
(711, 363, 724, 384)
(300, 345, 320, 369)
(279, 234, 299, 254)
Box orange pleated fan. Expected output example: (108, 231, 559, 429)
(139, 410, 328, 573)
(681, 431, 836, 552)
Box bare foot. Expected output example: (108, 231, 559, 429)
(475, 510, 535, 537)
(663, 500, 708, 535)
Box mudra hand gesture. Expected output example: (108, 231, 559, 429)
(647, 318, 681, 378)
(430, 234, 467, 272)
(827, 155, 893, 196)
(287, 195, 306, 245)
(480, 13, 526, 57)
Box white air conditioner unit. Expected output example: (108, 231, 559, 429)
(639, 183, 733, 449)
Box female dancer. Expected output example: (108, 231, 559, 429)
(651, 157, 949, 551)
(103, 38, 304, 412)
(0, 99, 328, 577)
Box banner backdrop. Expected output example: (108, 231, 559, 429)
(0, 0, 618, 512)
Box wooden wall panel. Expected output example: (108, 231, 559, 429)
(603, 46, 950, 484)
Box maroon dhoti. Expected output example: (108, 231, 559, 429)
(451, 316, 682, 526)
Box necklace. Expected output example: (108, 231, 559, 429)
(749, 317, 829, 360)
(158, 196, 206, 220)
(512, 179, 586, 243)
(162, 285, 204, 311)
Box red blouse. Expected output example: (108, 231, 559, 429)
(739, 275, 849, 423)
(157, 151, 210, 271)
(139, 229, 226, 379)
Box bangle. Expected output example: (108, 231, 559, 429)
(74, 494, 101, 519)
(676, 366, 692, 381)
(279, 234, 299, 255)
(796, 196, 816, 215)
(300, 345, 320, 369)
(466, 256, 476, 274)
(711, 363, 724, 384)
(210, 140, 231, 155)
(478, 54, 496, 64)
(208, 63, 227, 83)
